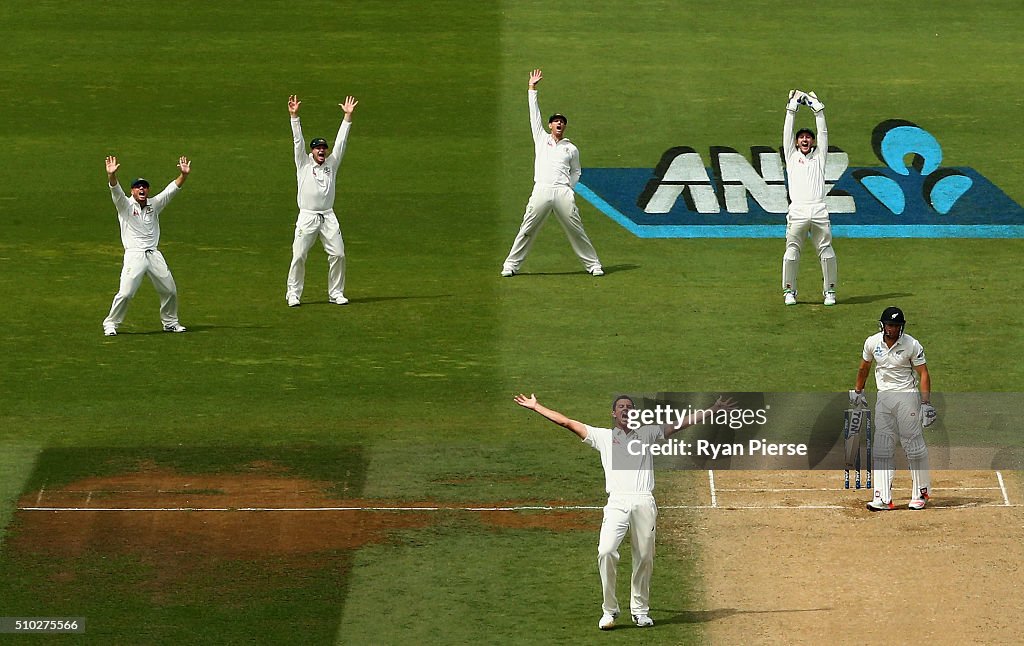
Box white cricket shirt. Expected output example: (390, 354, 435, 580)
(863, 331, 927, 392)
(109, 181, 180, 251)
(783, 108, 829, 206)
(291, 116, 351, 212)
(528, 90, 580, 188)
(583, 424, 664, 495)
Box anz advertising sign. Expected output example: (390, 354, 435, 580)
(576, 120, 1024, 238)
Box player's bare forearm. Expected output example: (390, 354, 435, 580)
(855, 360, 872, 392)
(514, 394, 588, 439)
(916, 364, 932, 402)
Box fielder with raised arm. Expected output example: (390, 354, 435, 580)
(101, 155, 191, 336)
(782, 89, 837, 306)
(285, 94, 358, 307)
(500, 69, 603, 278)
(513, 392, 733, 630)
(850, 306, 937, 511)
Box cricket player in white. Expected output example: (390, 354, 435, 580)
(501, 69, 603, 278)
(782, 89, 837, 306)
(101, 155, 191, 336)
(851, 306, 937, 510)
(514, 393, 733, 630)
(285, 94, 358, 307)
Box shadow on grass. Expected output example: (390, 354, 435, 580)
(299, 294, 454, 305)
(113, 324, 272, 335)
(514, 263, 641, 277)
(838, 292, 913, 305)
(653, 606, 833, 625)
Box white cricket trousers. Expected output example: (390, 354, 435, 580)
(102, 249, 179, 330)
(502, 185, 601, 273)
(597, 493, 658, 616)
(286, 210, 346, 302)
(871, 392, 931, 504)
(782, 202, 837, 296)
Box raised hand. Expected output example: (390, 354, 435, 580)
(514, 393, 538, 410)
(178, 156, 191, 175)
(339, 95, 359, 115)
(710, 396, 738, 413)
(288, 94, 301, 116)
(529, 69, 543, 86)
(105, 155, 120, 175)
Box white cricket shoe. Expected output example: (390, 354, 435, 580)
(823, 291, 836, 306)
(866, 500, 895, 512)
(103, 328, 117, 337)
(909, 490, 930, 510)
(163, 323, 187, 333)
(590, 266, 605, 277)
(287, 296, 301, 307)
(784, 291, 797, 306)
(500, 268, 515, 277)
(331, 295, 350, 305)
(598, 612, 618, 630)
(633, 614, 655, 627)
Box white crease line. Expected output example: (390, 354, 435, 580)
(996, 471, 1011, 507)
(716, 486, 1001, 493)
(708, 470, 717, 508)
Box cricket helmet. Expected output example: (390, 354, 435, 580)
(878, 306, 906, 337)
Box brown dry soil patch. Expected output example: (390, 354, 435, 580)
(669, 470, 1023, 645)
(11, 468, 590, 561)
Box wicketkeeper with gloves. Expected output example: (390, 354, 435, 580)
(782, 89, 837, 306)
(851, 306, 936, 511)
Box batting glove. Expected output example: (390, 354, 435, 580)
(849, 390, 868, 409)
(804, 91, 825, 113)
(920, 403, 937, 427)
(787, 89, 805, 112)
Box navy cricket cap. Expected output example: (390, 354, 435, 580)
(130, 178, 150, 188)
(548, 113, 568, 124)
(309, 138, 328, 149)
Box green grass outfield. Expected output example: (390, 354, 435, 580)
(0, 1, 1021, 643)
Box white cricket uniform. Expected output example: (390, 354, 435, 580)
(285, 116, 352, 303)
(101, 181, 183, 332)
(863, 331, 931, 504)
(583, 424, 662, 617)
(501, 90, 601, 274)
(782, 106, 836, 297)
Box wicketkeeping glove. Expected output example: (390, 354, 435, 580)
(920, 403, 937, 427)
(804, 91, 825, 113)
(787, 89, 805, 112)
(849, 390, 868, 409)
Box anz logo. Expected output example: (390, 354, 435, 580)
(576, 120, 1024, 238)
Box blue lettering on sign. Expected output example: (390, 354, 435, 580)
(576, 120, 1024, 238)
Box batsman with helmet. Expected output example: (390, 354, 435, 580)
(851, 307, 937, 511)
